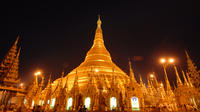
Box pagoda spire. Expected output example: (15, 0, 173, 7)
(64, 77, 68, 91)
(185, 50, 200, 88)
(186, 72, 193, 87)
(173, 65, 183, 87)
(153, 72, 159, 87)
(0, 36, 19, 74)
(84, 15, 112, 63)
(139, 75, 147, 94)
(147, 79, 154, 96)
(181, 70, 189, 86)
(60, 70, 65, 87)
(67, 15, 127, 90)
(185, 50, 190, 59)
(160, 82, 166, 99)
(147, 79, 151, 88)
(74, 70, 78, 85)
(139, 75, 144, 85)
(47, 73, 52, 86)
(14, 35, 20, 46)
(97, 15, 102, 28)
(0, 36, 20, 86)
(164, 71, 172, 94)
(128, 59, 137, 83)
(8, 35, 19, 56)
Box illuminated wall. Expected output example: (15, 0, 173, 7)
(110, 97, 117, 110)
(131, 97, 139, 111)
(66, 97, 72, 110)
(85, 97, 91, 110)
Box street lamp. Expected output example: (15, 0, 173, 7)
(168, 58, 174, 64)
(160, 57, 175, 92)
(159, 57, 175, 75)
(34, 71, 41, 76)
(160, 58, 166, 64)
(159, 57, 175, 64)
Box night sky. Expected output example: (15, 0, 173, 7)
(0, 1, 199, 85)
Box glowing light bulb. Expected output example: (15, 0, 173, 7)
(160, 58, 166, 64)
(150, 74, 154, 78)
(34, 71, 41, 76)
(168, 58, 175, 63)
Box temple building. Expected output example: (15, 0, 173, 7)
(0, 36, 26, 106)
(23, 16, 200, 111)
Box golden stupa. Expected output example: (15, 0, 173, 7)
(65, 16, 129, 90)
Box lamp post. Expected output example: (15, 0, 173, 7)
(160, 58, 167, 77)
(159, 58, 175, 79)
(34, 71, 41, 86)
(160, 57, 175, 95)
(33, 71, 42, 107)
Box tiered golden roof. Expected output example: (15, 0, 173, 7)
(0, 36, 20, 86)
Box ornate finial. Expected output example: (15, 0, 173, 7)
(97, 15, 102, 28)
(48, 73, 52, 85)
(14, 34, 20, 45)
(61, 70, 65, 78)
(184, 49, 190, 59)
(139, 74, 143, 84)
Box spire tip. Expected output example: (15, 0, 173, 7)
(97, 15, 102, 28)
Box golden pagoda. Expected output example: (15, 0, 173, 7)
(34, 16, 143, 111)
(65, 16, 129, 90)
